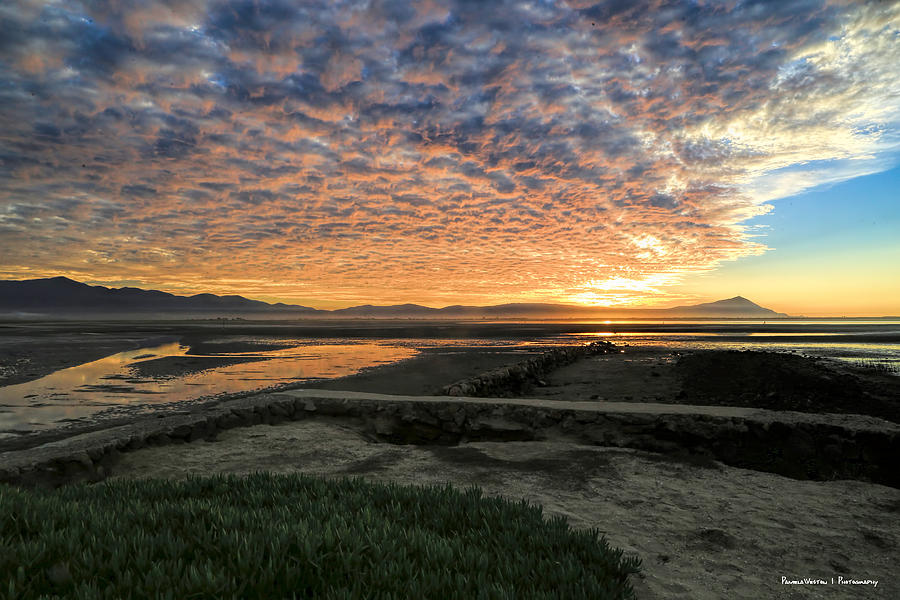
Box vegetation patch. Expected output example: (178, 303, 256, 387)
(1, 473, 640, 599)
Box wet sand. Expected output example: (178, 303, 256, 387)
(127, 355, 270, 378)
(0, 344, 538, 453)
(530, 347, 682, 403)
(302, 346, 548, 396)
(0, 331, 178, 387)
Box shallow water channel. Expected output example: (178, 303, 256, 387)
(0, 339, 417, 437)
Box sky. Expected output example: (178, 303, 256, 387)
(0, 0, 898, 315)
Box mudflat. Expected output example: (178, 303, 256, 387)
(0, 319, 569, 386)
(0, 331, 177, 386)
(3, 336, 898, 452)
(5, 318, 897, 388)
(303, 345, 550, 396)
(525, 347, 900, 422)
(127, 355, 270, 378)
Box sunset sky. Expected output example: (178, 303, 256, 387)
(1, 0, 898, 316)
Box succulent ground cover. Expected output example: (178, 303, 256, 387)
(1, 473, 640, 599)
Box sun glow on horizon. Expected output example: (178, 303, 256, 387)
(0, 1, 898, 315)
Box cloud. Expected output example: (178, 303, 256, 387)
(0, 0, 898, 306)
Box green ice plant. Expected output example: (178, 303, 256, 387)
(0, 473, 640, 599)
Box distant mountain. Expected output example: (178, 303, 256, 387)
(331, 303, 442, 318)
(0, 277, 789, 319)
(0, 276, 319, 316)
(662, 296, 788, 318)
(329, 298, 787, 319)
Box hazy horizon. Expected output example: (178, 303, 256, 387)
(7, 274, 900, 319)
(1, 1, 898, 316)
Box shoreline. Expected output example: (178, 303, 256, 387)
(2, 340, 898, 452)
(2, 339, 899, 599)
(3, 318, 899, 384)
(0, 343, 552, 452)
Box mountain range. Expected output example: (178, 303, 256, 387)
(0, 277, 789, 319)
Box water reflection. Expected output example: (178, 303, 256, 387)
(0, 340, 417, 435)
(3, 324, 898, 439)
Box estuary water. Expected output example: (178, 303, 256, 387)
(558, 320, 900, 366)
(0, 319, 898, 439)
(0, 339, 418, 438)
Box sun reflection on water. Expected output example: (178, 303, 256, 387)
(0, 340, 417, 436)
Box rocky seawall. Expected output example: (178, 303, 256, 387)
(442, 340, 618, 396)
(2, 389, 897, 490)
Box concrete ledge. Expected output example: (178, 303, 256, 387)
(2, 389, 898, 489)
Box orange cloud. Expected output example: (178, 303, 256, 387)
(0, 0, 898, 309)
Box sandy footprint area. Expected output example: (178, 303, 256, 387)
(108, 419, 899, 599)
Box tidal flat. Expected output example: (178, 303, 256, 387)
(2, 319, 899, 598)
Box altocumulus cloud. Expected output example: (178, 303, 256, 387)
(1, 0, 898, 306)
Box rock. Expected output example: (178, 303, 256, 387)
(171, 424, 193, 439)
(230, 407, 255, 423)
(441, 342, 619, 397)
(472, 417, 528, 432)
(217, 412, 244, 429)
(125, 437, 146, 451)
(71, 451, 93, 469)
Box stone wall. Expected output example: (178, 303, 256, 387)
(442, 340, 618, 396)
(2, 390, 897, 490)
